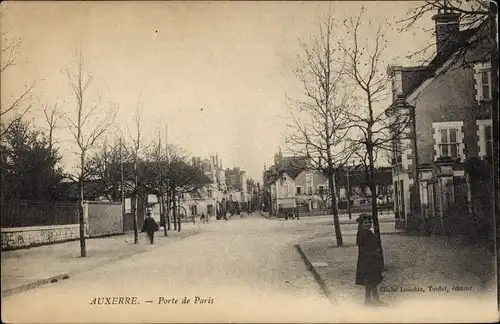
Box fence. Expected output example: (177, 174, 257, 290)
(0, 200, 79, 228)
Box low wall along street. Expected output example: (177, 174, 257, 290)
(1, 201, 124, 250)
(1, 224, 81, 250)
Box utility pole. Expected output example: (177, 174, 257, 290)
(120, 137, 125, 233)
(133, 149, 139, 244)
(165, 123, 171, 233)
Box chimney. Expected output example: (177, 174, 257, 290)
(216, 153, 219, 167)
(432, 9, 461, 58)
(220, 159, 222, 168)
(192, 157, 196, 166)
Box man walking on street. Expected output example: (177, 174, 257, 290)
(142, 209, 159, 244)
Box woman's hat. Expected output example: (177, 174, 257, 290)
(356, 213, 373, 223)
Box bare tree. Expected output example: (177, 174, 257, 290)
(42, 101, 64, 161)
(339, 7, 411, 265)
(143, 129, 174, 236)
(65, 47, 116, 257)
(0, 9, 35, 140)
(126, 104, 143, 244)
(86, 136, 134, 202)
(285, 13, 354, 247)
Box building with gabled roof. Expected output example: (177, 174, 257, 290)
(387, 9, 494, 235)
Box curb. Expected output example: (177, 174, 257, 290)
(258, 212, 270, 219)
(1, 231, 202, 298)
(294, 244, 336, 305)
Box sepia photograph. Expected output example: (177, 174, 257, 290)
(1, 1, 498, 323)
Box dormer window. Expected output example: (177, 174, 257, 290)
(474, 62, 492, 102)
(283, 177, 287, 181)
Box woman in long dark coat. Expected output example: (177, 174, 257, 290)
(355, 214, 385, 306)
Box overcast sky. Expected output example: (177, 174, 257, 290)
(1, 1, 434, 181)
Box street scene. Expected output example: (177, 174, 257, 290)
(1, 0, 499, 323)
(2, 214, 497, 323)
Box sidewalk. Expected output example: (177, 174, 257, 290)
(297, 223, 497, 322)
(267, 212, 395, 223)
(1, 224, 202, 297)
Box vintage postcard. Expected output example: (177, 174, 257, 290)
(1, 0, 498, 323)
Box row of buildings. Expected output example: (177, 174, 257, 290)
(387, 8, 495, 236)
(128, 154, 262, 222)
(262, 149, 393, 217)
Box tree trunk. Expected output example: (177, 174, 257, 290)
(161, 189, 168, 236)
(328, 171, 343, 247)
(79, 153, 87, 257)
(368, 146, 385, 268)
(177, 195, 181, 232)
(132, 192, 138, 244)
(172, 189, 177, 231)
(166, 193, 172, 231)
(132, 158, 139, 243)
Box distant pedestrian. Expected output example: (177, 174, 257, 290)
(355, 214, 385, 306)
(200, 213, 206, 223)
(142, 210, 159, 244)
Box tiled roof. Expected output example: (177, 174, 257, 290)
(267, 167, 305, 184)
(391, 19, 486, 105)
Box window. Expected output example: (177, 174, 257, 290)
(318, 185, 324, 195)
(433, 121, 464, 161)
(296, 187, 302, 195)
(481, 71, 491, 100)
(476, 120, 492, 159)
(340, 187, 346, 199)
(439, 128, 459, 158)
(307, 186, 312, 195)
(283, 185, 289, 198)
(208, 189, 213, 198)
(485, 125, 492, 157)
(474, 62, 492, 102)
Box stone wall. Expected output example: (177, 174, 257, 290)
(1, 200, 124, 250)
(1, 224, 82, 250)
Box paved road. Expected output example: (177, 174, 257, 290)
(2, 215, 340, 323)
